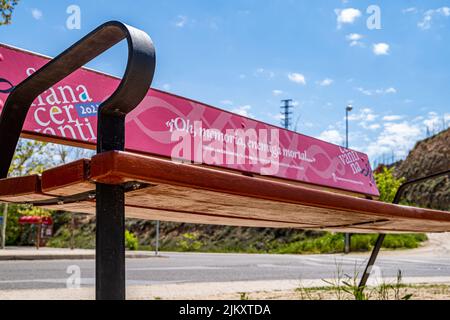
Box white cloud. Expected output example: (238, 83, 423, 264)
(423, 111, 445, 129)
(346, 33, 364, 47)
(364, 111, 449, 160)
(440, 7, 450, 16)
(220, 100, 233, 106)
(385, 87, 397, 94)
(403, 7, 418, 14)
(356, 87, 397, 96)
(418, 7, 450, 30)
(272, 90, 284, 96)
(373, 43, 390, 55)
(346, 33, 363, 41)
(162, 83, 171, 91)
(418, 11, 433, 30)
(365, 122, 422, 160)
(356, 88, 372, 96)
(368, 124, 381, 130)
(335, 8, 362, 28)
(31, 8, 43, 20)
(174, 15, 189, 28)
(288, 73, 306, 85)
(317, 78, 334, 86)
(232, 105, 252, 117)
(383, 115, 404, 121)
(255, 68, 275, 79)
(348, 108, 379, 132)
(318, 130, 343, 146)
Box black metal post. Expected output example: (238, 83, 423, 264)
(358, 233, 385, 289)
(155, 220, 160, 256)
(0, 21, 156, 300)
(96, 183, 126, 299)
(344, 105, 353, 254)
(345, 108, 349, 150)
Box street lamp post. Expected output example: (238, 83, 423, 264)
(344, 105, 353, 254)
(1, 204, 7, 249)
(346, 105, 353, 149)
(155, 220, 160, 256)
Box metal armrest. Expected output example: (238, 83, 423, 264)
(0, 20, 156, 178)
(393, 169, 450, 205)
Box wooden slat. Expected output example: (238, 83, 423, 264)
(0, 175, 54, 202)
(1, 151, 449, 234)
(41, 159, 92, 196)
(124, 185, 381, 227)
(90, 151, 450, 228)
(40, 162, 386, 229)
(38, 200, 315, 229)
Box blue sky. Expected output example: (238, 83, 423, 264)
(1, 0, 449, 163)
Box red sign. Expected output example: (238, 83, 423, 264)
(0, 43, 379, 196)
(18, 216, 53, 225)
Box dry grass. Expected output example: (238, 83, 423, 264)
(198, 284, 450, 300)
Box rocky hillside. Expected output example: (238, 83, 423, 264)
(394, 129, 450, 211)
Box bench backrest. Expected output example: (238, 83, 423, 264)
(0, 33, 379, 197)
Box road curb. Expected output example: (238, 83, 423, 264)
(0, 253, 166, 261)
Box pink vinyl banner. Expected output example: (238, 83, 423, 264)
(0, 43, 379, 196)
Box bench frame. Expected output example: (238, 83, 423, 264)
(0, 21, 156, 300)
(358, 169, 450, 291)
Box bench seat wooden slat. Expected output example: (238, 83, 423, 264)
(90, 152, 450, 227)
(0, 150, 449, 234)
(0, 175, 55, 202)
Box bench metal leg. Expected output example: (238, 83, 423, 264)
(95, 184, 126, 300)
(358, 233, 385, 289)
(96, 183, 126, 300)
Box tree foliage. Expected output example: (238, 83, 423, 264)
(374, 166, 406, 203)
(9, 139, 51, 177)
(2, 139, 53, 245)
(0, 0, 19, 26)
(3, 139, 96, 245)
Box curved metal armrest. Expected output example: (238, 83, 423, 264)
(0, 21, 156, 178)
(393, 169, 450, 204)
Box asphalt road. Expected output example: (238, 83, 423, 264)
(1, 251, 450, 290)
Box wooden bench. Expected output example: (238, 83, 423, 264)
(0, 21, 449, 300)
(1, 152, 449, 234)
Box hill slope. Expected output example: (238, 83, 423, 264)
(394, 129, 450, 211)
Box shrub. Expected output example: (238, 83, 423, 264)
(374, 167, 405, 203)
(125, 230, 139, 251)
(177, 232, 203, 252)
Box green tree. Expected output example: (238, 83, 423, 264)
(0, 0, 19, 25)
(2, 139, 52, 246)
(9, 139, 52, 177)
(374, 167, 406, 203)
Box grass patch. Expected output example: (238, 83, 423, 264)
(142, 232, 427, 255)
(268, 233, 427, 254)
(297, 269, 414, 300)
(46, 214, 427, 255)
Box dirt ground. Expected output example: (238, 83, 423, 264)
(195, 285, 450, 300)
